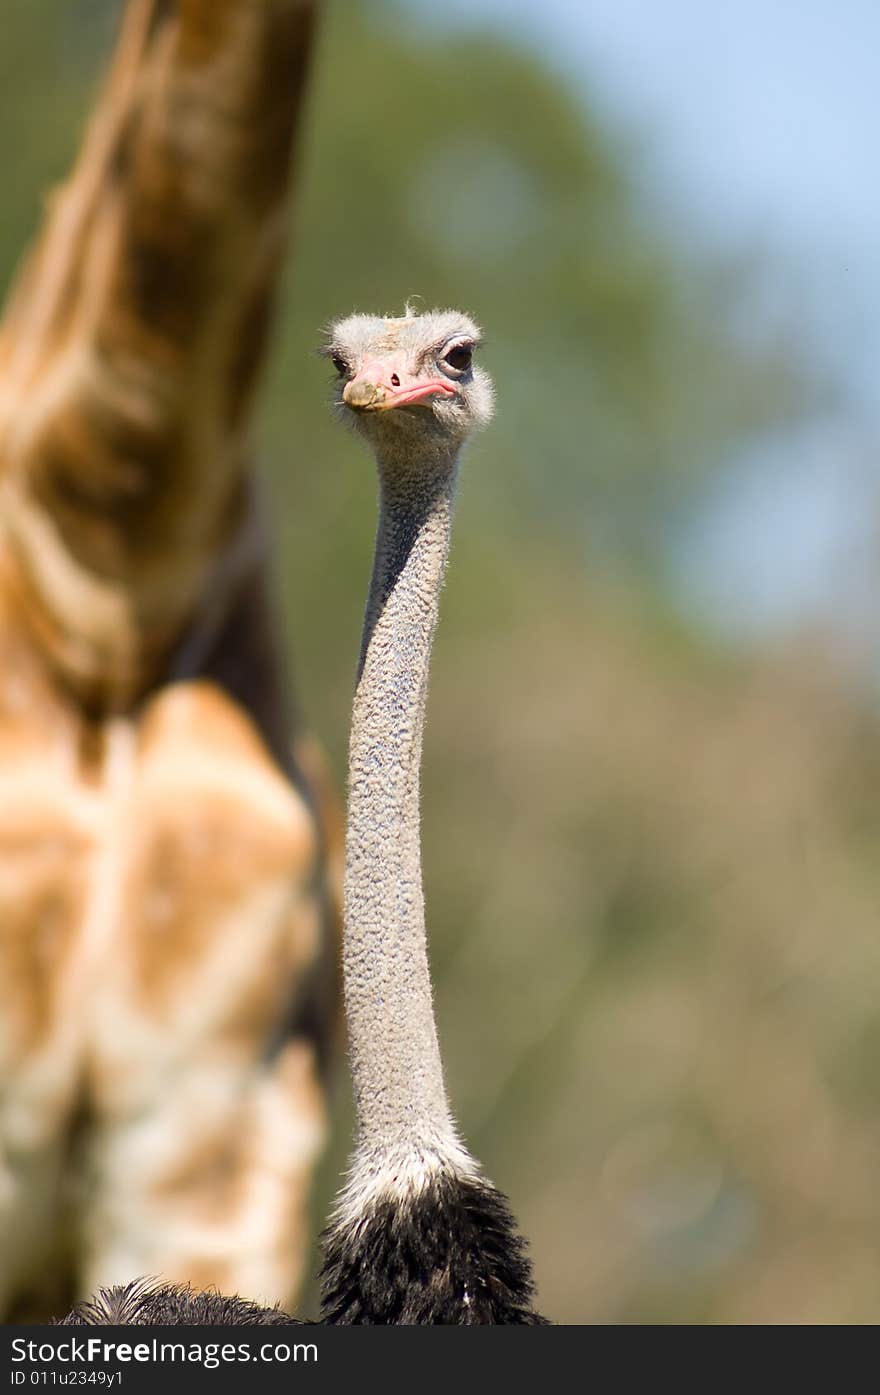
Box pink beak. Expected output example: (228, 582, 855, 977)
(343, 355, 455, 412)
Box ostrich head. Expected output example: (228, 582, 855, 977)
(323, 307, 494, 460)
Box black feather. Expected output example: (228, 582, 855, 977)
(56, 1279, 297, 1326)
(320, 1172, 547, 1325)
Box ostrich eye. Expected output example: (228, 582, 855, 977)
(331, 355, 348, 377)
(443, 343, 473, 373)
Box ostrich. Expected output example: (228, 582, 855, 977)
(61, 308, 546, 1325)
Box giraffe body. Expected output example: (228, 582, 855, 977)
(0, 537, 332, 1316)
(0, 0, 336, 1316)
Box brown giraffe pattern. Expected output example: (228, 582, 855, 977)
(0, 0, 338, 1317)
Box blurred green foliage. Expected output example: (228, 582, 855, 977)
(5, 0, 879, 1325)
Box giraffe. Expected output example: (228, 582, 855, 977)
(0, 0, 339, 1318)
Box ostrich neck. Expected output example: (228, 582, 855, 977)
(344, 448, 459, 1152)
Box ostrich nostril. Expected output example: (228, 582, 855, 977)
(390, 373, 400, 387)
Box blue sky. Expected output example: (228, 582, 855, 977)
(411, 0, 880, 644)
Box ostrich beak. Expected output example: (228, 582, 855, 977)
(343, 358, 455, 412)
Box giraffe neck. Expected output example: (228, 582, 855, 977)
(0, 0, 317, 704)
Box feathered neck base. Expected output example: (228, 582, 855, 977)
(320, 1167, 546, 1325)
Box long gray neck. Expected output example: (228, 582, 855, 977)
(344, 448, 459, 1154)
